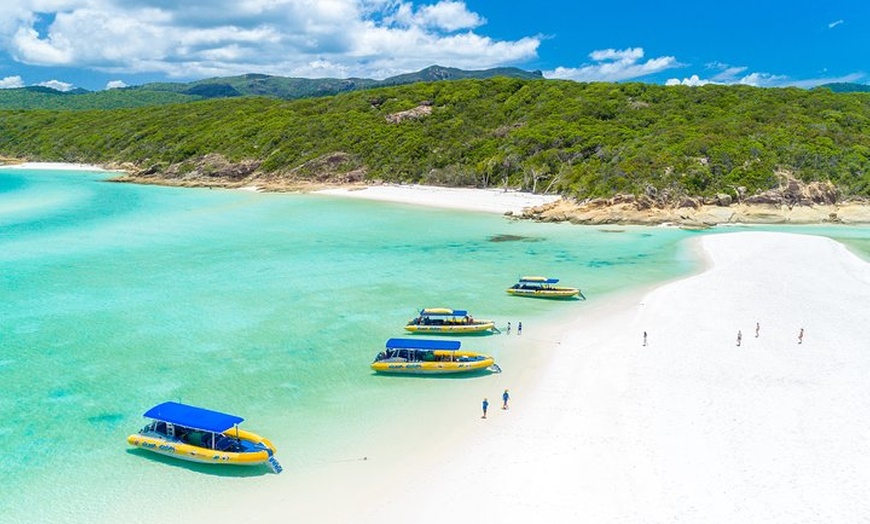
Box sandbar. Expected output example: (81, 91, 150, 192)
(315, 184, 562, 215)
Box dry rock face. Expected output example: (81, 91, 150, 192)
(274, 152, 367, 185)
(521, 198, 870, 226)
(385, 103, 433, 123)
(112, 152, 367, 191)
(745, 178, 838, 206)
(116, 153, 260, 188)
(520, 174, 869, 226)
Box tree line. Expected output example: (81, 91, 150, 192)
(0, 78, 867, 199)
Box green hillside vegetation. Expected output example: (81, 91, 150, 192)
(1, 78, 868, 200)
(0, 86, 202, 110)
(0, 66, 541, 110)
(818, 83, 870, 93)
(140, 73, 378, 100)
(379, 65, 542, 85)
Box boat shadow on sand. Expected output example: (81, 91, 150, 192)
(125, 447, 273, 477)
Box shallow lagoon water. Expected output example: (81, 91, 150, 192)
(1, 168, 867, 522)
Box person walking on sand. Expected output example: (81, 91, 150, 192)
(737, 330, 742, 347)
(798, 328, 804, 344)
(506, 322, 511, 335)
(517, 321, 523, 335)
(481, 398, 489, 419)
(502, 389, 510, 410)
(643, 331, 648, 346)
(755, 322, 760, 338)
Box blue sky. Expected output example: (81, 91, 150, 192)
(0, 0, 866, 91)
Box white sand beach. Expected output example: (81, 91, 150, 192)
(350, 231, 870, 523)
(315, 184, 562, 215)
(178, 229, 870, 524)
(1, 161, 114, 172)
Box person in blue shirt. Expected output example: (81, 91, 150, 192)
(502, 389, 510, 409)
(481, 398, 489, 419)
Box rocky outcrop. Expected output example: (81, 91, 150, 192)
(521, 198, 870, 226)
(386, 102, 433, 123)
(519, 172, 869, 226)
(744, 174, 838, 206)
(111, 153, 260, 188)
(110, 152, 368, 191)
(264, 152, 367, 186)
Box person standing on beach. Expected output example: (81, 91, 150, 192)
(798, 328, 804, 344)
(482, 398, 489, 419)
(643, 331, 648, 346)
(737, 330, 742, 347)
(517, 321, 523, 335)
(502, 389, 510, 410)
(506, 322, 511, 335)
(755, 322, 760, 338)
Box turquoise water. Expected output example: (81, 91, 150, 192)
(1, 168, 867, 522)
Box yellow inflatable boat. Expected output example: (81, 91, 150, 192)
(371, 338, 501, 375)
(127, 401, 282, 473)
(405, 308, 497, 334)
(506, 276, 584, 299)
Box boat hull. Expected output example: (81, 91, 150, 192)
(127, 428, 276, 466)
(506, 287, 580, 299)
(404, 321, 495, 334)
(371, 352, 496, 375)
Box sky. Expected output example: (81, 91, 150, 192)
(0, 0, 866, 92)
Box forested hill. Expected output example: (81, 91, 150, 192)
(1, 78, 868, 201)
(818, 83, 870, 93)
(0, 66, 542, 110)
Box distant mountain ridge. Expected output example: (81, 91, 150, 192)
(0, 65, 543, 110)
(817, 82, 870, 93)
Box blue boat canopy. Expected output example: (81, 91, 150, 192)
(519, 277, 559, 284)
(386, 338, 461, 351)
(420, 309, 468, 317)
(142, 401, 244, 433)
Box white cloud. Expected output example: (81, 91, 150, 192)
(828, 19, 844, 29)
(737, 72, 789, 87)
(665, 75, 711, 87)
(667, 62, 749, 86)
(106, 79, 127, 89)
(37, 79, 74, 91)
(0, 75, 25, 88)
(711, 66, 748, 82)
(785, 72, 865, 88)
(666, 62, 866, 89)
(390, 1, 485, 32)
(545, 47, 681, 82)
(589, 47, 643, 62)
(0, 1, 537, 79)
